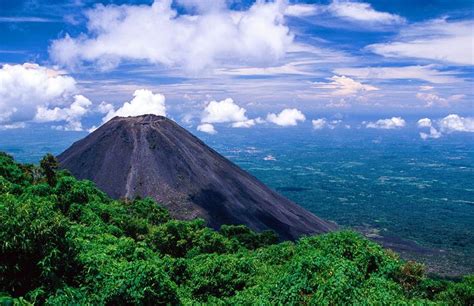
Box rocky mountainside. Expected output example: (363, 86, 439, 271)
(58, 115, 335, 240)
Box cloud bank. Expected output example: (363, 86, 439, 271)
(0, 63, 93, 130)
(50, 0, 294, 71)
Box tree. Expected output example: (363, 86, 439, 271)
(40, 154, 59, 187)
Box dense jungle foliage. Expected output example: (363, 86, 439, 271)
(0, 152, 473, 305)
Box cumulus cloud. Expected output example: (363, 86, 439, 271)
(367, 19, 474, 66)
(417, 114, 474, 139)
(50, 0, 294, 71)
(266, 108, 306, 126)
(0, 63, 77, 125)
(35, 95, 92, 131)
(312, 118, 327, 130)
(420, 127, 442, 140)
(197, 123, 217, 134)
(417, 118, 432, 128)
(438, 114, 474, 133)
(201, 98, 248, 123)
(313, 75, 378, 96)
(97, 101, 114, 114)
(365, 117, 406, 129)
(102, 89, 166, 122)
(200, 98, 260, 130)
(312, 118, 347, 130)
(417, 117, 440, 140)
(0, 63, 95, 130)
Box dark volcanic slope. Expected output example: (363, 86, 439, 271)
(58, 115, 336, 240)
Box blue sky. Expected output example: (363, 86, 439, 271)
(0, 0, 473, 136)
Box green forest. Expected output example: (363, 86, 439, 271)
(0, 152, 472, 305)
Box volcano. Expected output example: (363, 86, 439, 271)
(58, 115, 335, 240)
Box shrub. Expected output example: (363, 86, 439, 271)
(0, 195, 78, 297)
(185, 253, 256, 301)
(39, 154, 58, 187)
(220, 225, 278, 249)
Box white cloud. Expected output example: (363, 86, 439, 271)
(50, 0, 294, 71)
(0, 122, 27, 130)
(420, 127, 442, 140)
(365, 117, 406, 129)
(419, 85, 434, 91)
(35, 95, 92, 131)
(367, 19, 474, 66)
(0, 63, 77, 125)
(326, 1, 405, 25)
(266, 108, 306, 126)
(285, 1, 404, 25)
(201, 98, 248, 123)
(312, 118, 327, 130)
(197, 123, 217, 134)
(200, 98, 260, 129)
(285, 4, 319, 17)
(313, 75, 378, 96)
(334, 65, 460, 84)
(0, 17, 58, 23)
(312, 118, 346, 130)
(231, 119, 257, 128)
(417, 118, 432, 128)
(0, 62, 94, 130)
(416, 92, 465, 107)
(416, 93, 447, 107)
(417, 117, 441, 140)
(438, 114, 474, 133)
(417, 115, 474, 139)
(102, 89, 166, 122)
(97, 101, 114, 114)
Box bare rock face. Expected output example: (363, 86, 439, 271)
(58, 115, 335, 240)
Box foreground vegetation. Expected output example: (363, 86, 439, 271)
(0, 152, 472, 305)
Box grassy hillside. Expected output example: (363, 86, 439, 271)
(0, 152, 472, 305)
